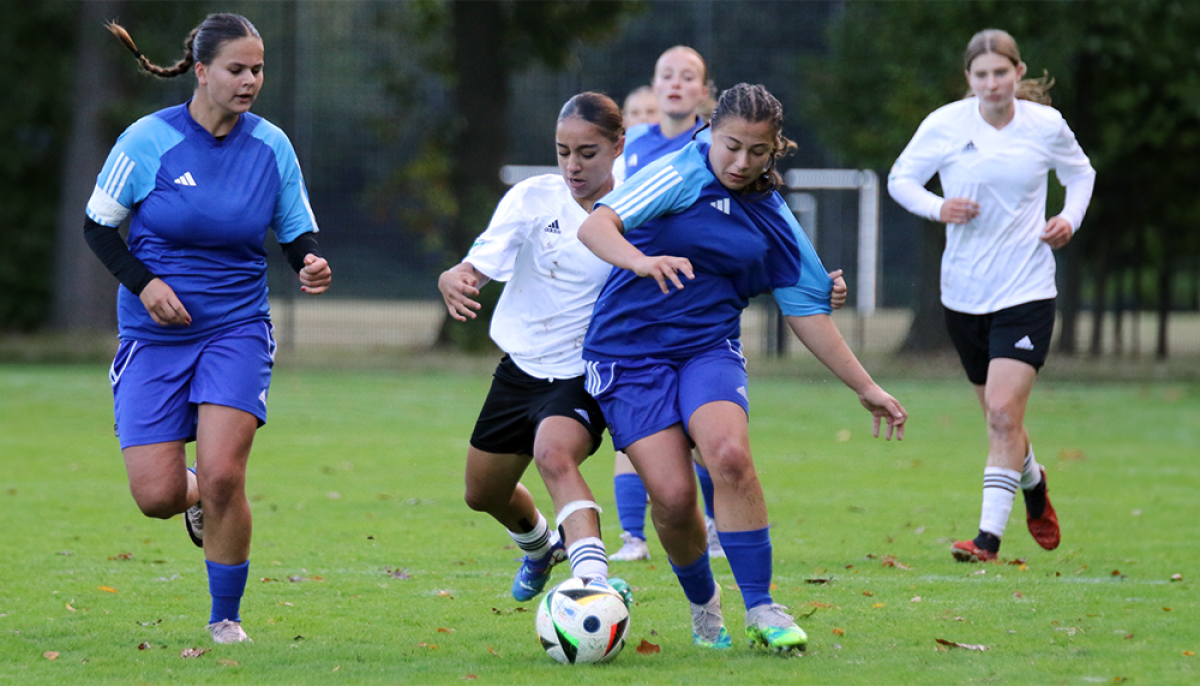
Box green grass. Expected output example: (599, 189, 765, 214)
(1, 365, 1197, 685)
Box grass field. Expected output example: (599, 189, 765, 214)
(1, 364, 1197, 685)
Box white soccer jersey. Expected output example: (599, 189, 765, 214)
(888, 98, 1096, 314)
(464, 174, 615, 379)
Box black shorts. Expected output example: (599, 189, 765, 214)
(469, 355, 606, 456)
(944, 299, 1056, 385)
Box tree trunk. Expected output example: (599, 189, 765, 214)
(1056, 237, 1083, 355)
(1112, 269, 1124, 356)
(51, 0, 125, 332)
(1156, 256, 1172, 360)
(899, 219, 952, 353)
(1088, 244, 1108, 357)
(436, 0, 510, 350)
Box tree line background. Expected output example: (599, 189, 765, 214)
(3, 0, 1198, 358)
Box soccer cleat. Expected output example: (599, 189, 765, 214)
(745, 603, 808, 653)
(951, 539, 998, 562)
(184, 468, 203, 548)
(705, 516, 726, 559)
(609, 531, 650, 562)
(208, 619, 251, 644)
(690, 582, 732, 649)
(511, 538, 567, 602)
(608, 577, 634, 607)
(1024, 467, 1060, 550)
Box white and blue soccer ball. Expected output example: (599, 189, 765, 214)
(535, 577, 630, 664)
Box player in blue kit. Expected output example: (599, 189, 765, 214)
(578, 84, 906, 652)
(85, 14, 331, 644)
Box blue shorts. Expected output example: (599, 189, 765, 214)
(109, 321, 276, 450)
(585, 340, 748, 451)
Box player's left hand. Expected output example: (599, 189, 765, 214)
(1040, 216, 1074, 250)
(299, 254, 332, 294)
(828, 270, 847, 310)
(857, 384, 907, 441)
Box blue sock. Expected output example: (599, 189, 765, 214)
(695, 464, 716, 520)
(207, 559, 249, 624)
(718, 527, 773, 610)
(613, 473, 648, 541)
(669, 549, 716, 605)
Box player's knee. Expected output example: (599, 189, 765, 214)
(985, 401, 1021, 437)
(132, 487, 185, 519)
(702, 440, 754, 487)
(532, 448, 578, 486)
(463, 483, 503, 514)
(198, 468, 245, 510)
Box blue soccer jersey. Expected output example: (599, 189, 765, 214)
(86, 102, 318, 343)
(583, 141, 832, 361)
(623, 117, 710, 179)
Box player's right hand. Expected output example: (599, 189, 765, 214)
(438, 265, 482, 321)
(939, 197, 980, 224)
(139, 278, 191, 326)
(633, 255, 694, 294)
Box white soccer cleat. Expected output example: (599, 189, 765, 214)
(706, 516, 726, 559)
(208, 619, 251, 644)
(608, 531, 650, 561)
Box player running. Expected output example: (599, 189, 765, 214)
(579, 83, 906, 652)
(437, 92, 632, 605)
(85, 14, 331, 644)
(888, 28, 1095, 563)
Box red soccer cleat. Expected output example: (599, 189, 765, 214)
(951, 539, 997, 562)
(1025, 467, 1061, 550)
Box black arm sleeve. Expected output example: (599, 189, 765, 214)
(280, 232, 322, 273)
(82, 217, 157, 295)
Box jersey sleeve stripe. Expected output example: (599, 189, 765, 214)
(607, 167, 683, 216)
(104, 153, 134, 197)
(86, 184, 131, 226)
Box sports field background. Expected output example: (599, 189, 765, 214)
(1, 363, 1196, 684)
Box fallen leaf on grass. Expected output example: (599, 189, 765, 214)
(180, 648, 208, 658)
(805, 578, 830, 584)
(386, 567, 411, 580)
(65, 603, 76, 612)
(1008, 558, 1026, 566)
(490, 607, 528, 615)
(293, 635, 304, 641)
(1184, 651, 1194, 657)
(832, 628, 846, 636)
(487, 646, 499, 656)
(137, 619, 162, 626)
(1170, 574, 1183, 582)
(437, 628, 455, 633)
(417, 642, 438, 649)
(1124, 634, 1134, 640)
(1112, 570, 1121, 576)
(109, 553, 133, 561)
(98, 586, 117, 593)
(862, 591, 874, 597)
(260, 578, 279, 583)
(219, 659, 238, 666)
(1163, 607, 1173, 612)
(873, 603, 886, 608)
(437, 590, 454, 598)
(1058, 449, 1087, 461)
(811, 601, 835, 608)
(935, 639, 987, 651)
(882, 555, 911, 570)
(463, 676, 477, 681)
(636, 639, 661, 655)
(137, 642, 153, 650)
(1013, 592, 1025, 598)
(44, 651, 59, 660)
(911, 596, 922, 603)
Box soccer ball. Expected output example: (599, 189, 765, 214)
(535, 577, 630, 664)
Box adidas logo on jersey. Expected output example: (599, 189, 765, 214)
(174, 172, 197, 186)
(544, 220, 561, 234)
(962, 141, 978, 153)
(1014, 335, 1035, 351)
(710, 198, 730, 214)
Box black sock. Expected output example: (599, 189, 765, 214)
(1024, 480, 1047, 519)
(973, 531, 1001, 553)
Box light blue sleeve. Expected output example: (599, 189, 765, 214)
(85, 116, 181, 226)
(596, 143, 711, 232)
(624, 122, 651, 148)
(253, 120, 320, 243)
(771, 200, 833, 317)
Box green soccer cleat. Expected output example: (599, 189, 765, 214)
(691, 581, 732, 649)
(745, 603, 808, 653)
(608, 577, 634, 607)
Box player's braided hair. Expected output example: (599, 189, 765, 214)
(963, 28, 1054, 106)
(709, 83, 797, 195)
(106, 13, 260, 79)
(558, 92, 625, 144)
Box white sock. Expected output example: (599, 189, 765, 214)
(509, 511, 553, 559)
(567, 537, 608, 581)
(979, 467, 1021, 537)
(1020, 445, 1043, 490)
